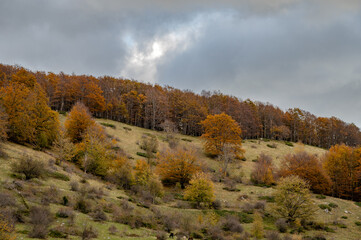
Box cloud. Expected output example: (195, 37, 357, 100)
(0, 0, 361, 126)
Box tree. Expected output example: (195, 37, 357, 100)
(273, 175, 315, 223)
(251, 154, 275, 186)
(323, 144, 361, 200)
(65, 102, 96, 143)
(52, 128, 75, 165)
(156, 148, 200, 189)
(0, 106, 8, 142)
(0, 81, 59, 148)
(134, 159, 151, 186)
(140, 134, 158, 164)
(200, 113, 244, 158)
(184, 172, 214, 207)
(252, 212, 264, 239)
(78, 124, 111, 176)
(279, 151, 331, 194)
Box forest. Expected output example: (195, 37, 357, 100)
(0, 63, 359, 149)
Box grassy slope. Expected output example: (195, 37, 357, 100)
(0, 117, 360, 239)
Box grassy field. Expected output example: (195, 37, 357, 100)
(1, 117, 360, 240)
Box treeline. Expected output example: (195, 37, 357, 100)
(251, 144, 361, 201)
(0, 63, 360, 148)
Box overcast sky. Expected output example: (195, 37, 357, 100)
(1, 0, 361, 126)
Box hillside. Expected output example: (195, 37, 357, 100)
(0, 117, 360, 240)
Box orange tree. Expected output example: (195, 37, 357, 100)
(156, 148, 200, 189)
(65, 102, 95, 143)
(279, 151, 331, 195)
(200, 113, 243, 158)
(323, 144, 361, 200)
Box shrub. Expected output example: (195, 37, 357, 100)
(181, 138, 192, 142)
(316, 195, 326, 199)
(70, 181, 79, 191)
(29, 206, 52, 239)
(328, 203, 338, 208)
(56, 208, 74, 219)
(312, 234, 326, 240)
(258, 195, 275, 203)
(254, 201, 266, 211)
(355, 221, 361, 226)
(123, 126, 132, 131)
(156, 231, 168, 240)
(275, 218, 288, 233)
(108, 225, 118, 235)
(221, 215, 244, 233)
(355, 202, 361, 207)
(81, 225, 98, 240)
(49, 229, 67, 238)
(136, 152, 148, 158)
(223, 178, 239, 191)
(318, 204, 331, 211)
(242, 203, 255, 214)
(100, 122, 116, 129)
(285, 142, 294, 147)
(47, 171, 70, 181)
(265, 231, 281, 240)
(267, 143, 277, 149)
(12, 155, 45, 180)
(90, 207, 108, 222)
(341, 216, 348, 219)
(74, 198, 92, 214)
(251, 154, 275, 186)
(0, 192, 15, 207)
(211, 200, 222, 210)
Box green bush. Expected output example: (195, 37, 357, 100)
(214, 210, 253, 223)
(285, 141, 294, 147)
(355, 221, 361, 226)
(355, 202, 361, 207)
(316, 195, 326, 199)
(318, 204, 331, 211)
(123, 127, 132, 131)
(258, 196, 275, 203)
(47, 171, 70, 181)
(136, 152, 149, 158)
(328, 203, 338, 208)
(267, 143, 277, 149)
(181, 138, 192, 142)
(100, 122, 116, 129)
(341, 216, 348, 219)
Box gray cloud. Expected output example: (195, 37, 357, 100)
(0, 0, 361, 126)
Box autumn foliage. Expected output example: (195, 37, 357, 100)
(323, 144, 361, 200)
(251, 154, 275, 186)
(201, 113, 243, 158)
(184, 172, 215, 207)
(65, 102, 96, 143)
(0, 64, 359, 149)
(0, 69, 59, 148)
(278, 151, 331, 194)
(156, 148, 200, 188)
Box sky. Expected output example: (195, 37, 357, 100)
(0, 0, 361, 126)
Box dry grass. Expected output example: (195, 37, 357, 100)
(0, 117, 359, 240)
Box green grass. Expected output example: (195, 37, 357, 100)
(1, 117, 360, 240)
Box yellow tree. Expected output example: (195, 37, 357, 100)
(200, 113, 243, 158)
(323, 144, 361, 200)
(184, 172, 214, 207)
(156, 148, 200, 189)
(65, 102, 96, 143)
